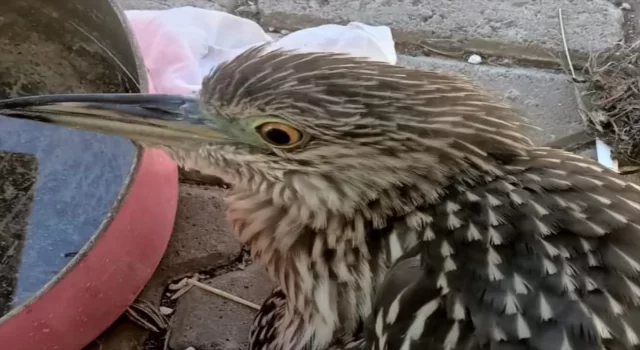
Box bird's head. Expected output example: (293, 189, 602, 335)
(0, 45, 534, 218)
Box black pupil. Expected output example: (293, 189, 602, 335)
(265, 127, 291, 145)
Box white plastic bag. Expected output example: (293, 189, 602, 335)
(124, 6, 397, 95)
(271, 22, 397, 64)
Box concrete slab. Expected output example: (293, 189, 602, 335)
(259, 0, 624, 65)
(398, 55, 585, 145)
(84, 318, 149, 350)
(152, 184, 242, 284)
(169, 264, 274, 350)
(82, 184, 241, 350)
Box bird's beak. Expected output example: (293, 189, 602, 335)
(0, 93, 227, 146)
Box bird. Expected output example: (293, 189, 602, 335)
(2, 44, 640, 350)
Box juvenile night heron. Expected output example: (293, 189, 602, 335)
(3, 45, 640, 350)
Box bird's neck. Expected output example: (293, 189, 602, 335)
(224, 178, 452, 350)
(197, 144, 527, 350)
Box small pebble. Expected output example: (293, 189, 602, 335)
(159, 306, 174, 315)
(184, 347, 196, 350)
(504, 88, 520, 100)
(268, 27, 275, 32)
(280, 29, 290, 35)
(621, 3, 631, 10)
(467, 54, 482, 65)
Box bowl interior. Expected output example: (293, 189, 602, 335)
(0, 0, 142, 98)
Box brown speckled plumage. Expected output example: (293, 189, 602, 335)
(2, 45, 640, 350)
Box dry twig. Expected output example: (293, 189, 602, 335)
(557, 8, 640, 168)
(186, 278, 260, 310)
(125, 299, 169, 332)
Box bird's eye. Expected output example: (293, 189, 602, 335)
(256, 122, 303, 148)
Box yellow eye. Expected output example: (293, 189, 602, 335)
(256, 122, 303, 147)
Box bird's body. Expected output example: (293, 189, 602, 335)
(242, 145, 640, 350)
(361, 146, 640, 350)
(2, 46, 640, 350)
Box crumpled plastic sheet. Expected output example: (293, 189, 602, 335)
(124, 6, 397, 95)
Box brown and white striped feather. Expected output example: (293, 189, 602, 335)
(365, 148, 640, 350)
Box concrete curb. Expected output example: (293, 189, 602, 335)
(117, 0, 626, 69)
(258, 0, 625, 68)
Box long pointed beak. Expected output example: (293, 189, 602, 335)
(0, 93, 227, 146)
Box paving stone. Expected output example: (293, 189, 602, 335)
(169, 264, 274, 350)
(398, 55, 585, 145)
(152, 184, 242, 284)
(259, 0, 623, 64)
(84, 184, 242, 349)
(83, 318, 148, 350)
